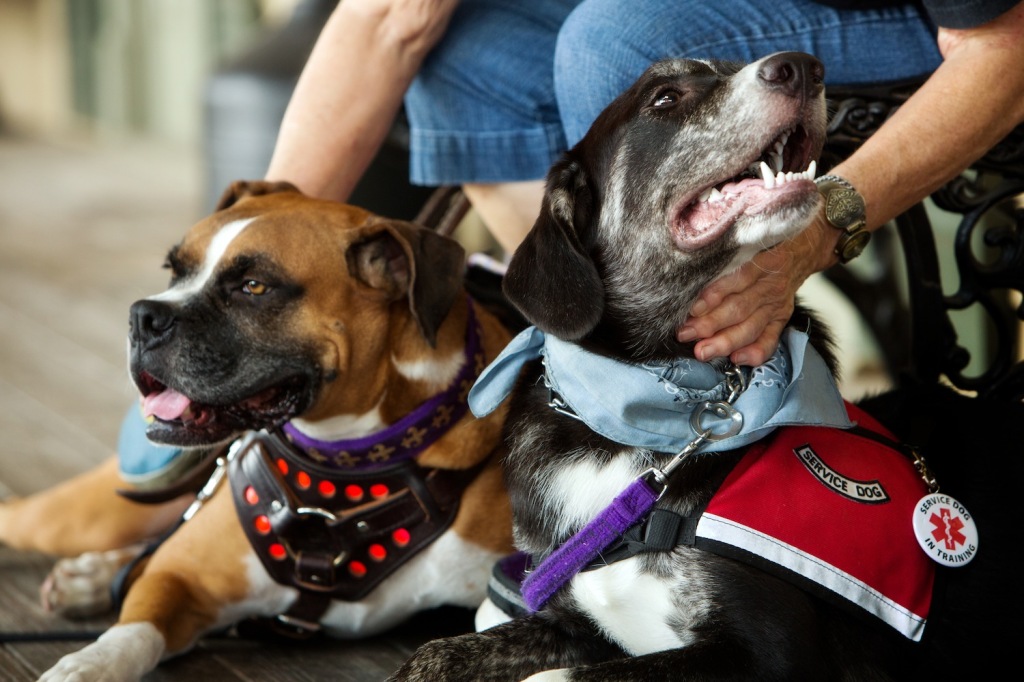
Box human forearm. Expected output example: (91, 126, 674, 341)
(827, 2, 1024, 245)
(265, 0, 459, 201)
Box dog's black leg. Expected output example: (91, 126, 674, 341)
(552, 643, 757, 682)
(388, 611, 625, 682)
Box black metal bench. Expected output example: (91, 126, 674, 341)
(822, 82, 1024, 401)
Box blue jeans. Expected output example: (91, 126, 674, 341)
(406, 0, 941, 185)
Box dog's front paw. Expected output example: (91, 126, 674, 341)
(390, 633, 507, 682)
(390, 630, 561, 682)
(39, 657, 110, 682)
(389, 637, 465, 682)
(40, 546, 143, 618)
(522, 671, 570, 682)
(39, 622, 164, 682)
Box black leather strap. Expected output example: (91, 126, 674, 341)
(587, 508, 702, 568)
(229, 430, 484, 606)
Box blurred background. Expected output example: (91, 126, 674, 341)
(3, 0, 288, 208)
(0, 0, 440, 214)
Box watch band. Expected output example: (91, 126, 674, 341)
(815, 174, 871, 264)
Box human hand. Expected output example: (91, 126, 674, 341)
(677, 216, 834, 366)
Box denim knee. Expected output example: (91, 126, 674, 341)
(405, 0, 583, 184)
(553, 0, 941, 148)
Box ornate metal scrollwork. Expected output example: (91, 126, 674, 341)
(937, 176, 1024, 400)
(823, 81, 1024, 401)
(820, 80, 919, 174)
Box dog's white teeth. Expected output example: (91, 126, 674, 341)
(771, 150, 784, 172)
(696, 187, 726, 204)
(762, 160, 817, 190)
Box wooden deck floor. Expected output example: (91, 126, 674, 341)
(0, 133, 470, 680)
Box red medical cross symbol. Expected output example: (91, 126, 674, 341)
(929, 507, 967, 551)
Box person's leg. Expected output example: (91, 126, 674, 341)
(554, 0, 942, 147)
(461, 180, 546, 255)
(404, 0, 584, 252)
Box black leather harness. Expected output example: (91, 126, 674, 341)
(227, 429, 482, 635)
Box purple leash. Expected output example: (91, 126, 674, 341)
(521, 476, 660, 611)
(521, 365, 748, 612)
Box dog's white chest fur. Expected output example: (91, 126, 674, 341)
(545, 456, 701, 655)
(544, 454, 716, 656)
(570, 559, 688, 655)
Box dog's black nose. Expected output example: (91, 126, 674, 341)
(757, 52, 824, 98)
(129, 299, 177, 350)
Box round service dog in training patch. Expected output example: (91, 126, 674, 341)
(912, 492, 979, 567)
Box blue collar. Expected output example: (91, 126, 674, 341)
(468, 326, 852, 453)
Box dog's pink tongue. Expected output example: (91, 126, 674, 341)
(142, 388, 191, 420)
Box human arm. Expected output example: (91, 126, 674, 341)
(679, 1, 1024, 366)
(264, 0, 460, 202)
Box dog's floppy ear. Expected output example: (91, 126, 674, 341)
(347, 220, 466, 347)
(215, 180, 301, 211)
(503, 157, 603, 340)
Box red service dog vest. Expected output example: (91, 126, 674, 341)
(695, 403, 934, 640)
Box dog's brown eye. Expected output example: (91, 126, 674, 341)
(242, 280, 269, 296)
(652, 90, 680, 108)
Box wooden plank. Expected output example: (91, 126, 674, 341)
(0, 376, 114, 493)
(197, 608, 474, 682)
(0, 543, 472, 680)
(0, 547, 113, 680)
(0, 649, 36, 682)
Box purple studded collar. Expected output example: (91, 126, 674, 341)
(281, 300, 483, 469)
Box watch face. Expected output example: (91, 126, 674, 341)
(840, 230, 871, 261)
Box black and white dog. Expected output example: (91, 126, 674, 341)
(390, 52, 1019, 681)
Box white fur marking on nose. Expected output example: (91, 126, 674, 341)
(151, 217, 256, 303)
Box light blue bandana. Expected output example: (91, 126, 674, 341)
(117, 404, 203, 489)
(468, 326, 853, 453)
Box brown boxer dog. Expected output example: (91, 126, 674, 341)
(0, 180, 514, 681)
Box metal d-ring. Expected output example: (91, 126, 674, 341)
(689, 400, 744, 441)
(295, 506, 340, 523)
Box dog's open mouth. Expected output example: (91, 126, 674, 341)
(136, 371, 310, 446)
(672, 125, 819, 250)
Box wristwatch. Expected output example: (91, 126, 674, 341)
(815, 174, 871, 264)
